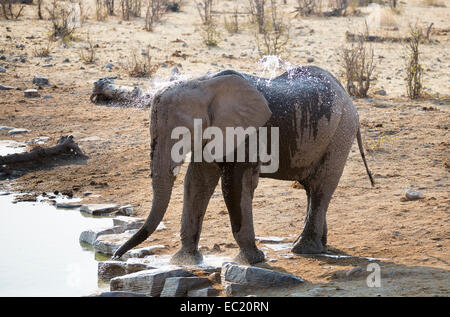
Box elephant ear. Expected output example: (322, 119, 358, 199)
(201, 75, 271, 130)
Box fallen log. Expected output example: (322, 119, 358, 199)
(0, 135, 88, 166)
(90, 77, 152, 108)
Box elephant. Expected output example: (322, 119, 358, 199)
(112, 66, 375, 265)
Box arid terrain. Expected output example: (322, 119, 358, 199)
(0, 0, 449, 296)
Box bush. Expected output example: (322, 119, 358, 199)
(224, 7, 239, 34)
(79, 32, 96, 64)
(46, 0, 79, 41)
(145, 0, 166, 31)
(33, 40, 52, 57)
(195, 0, 213, 24)
(405, 25, 423, 99)
(201, 20, 221, 47)
(126, 46, 159, 77)
(339, 35, 375, 98)
(0, 0, 25, 20)
(254, 0, 290, 57)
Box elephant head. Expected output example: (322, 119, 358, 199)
(113, 74, 272, 258)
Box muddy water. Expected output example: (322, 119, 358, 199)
(0, 193, 112, 296)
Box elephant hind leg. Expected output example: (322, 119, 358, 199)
(292, 125, 356, 255)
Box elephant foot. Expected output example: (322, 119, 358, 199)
(234, 248, 265, 265)
(170, 249, 203, 265)
(292, 236, 324, 255)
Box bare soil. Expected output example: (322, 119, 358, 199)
(0, 0, 448, 296)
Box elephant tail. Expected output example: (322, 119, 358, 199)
(356, 127, 375, 187)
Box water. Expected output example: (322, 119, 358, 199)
(0, 193, 113, 296)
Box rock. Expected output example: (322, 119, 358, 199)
(375, 89, 387, 96)
(94, 230, 135, 255)
(121, 245, 167, 260)
(221, 263, 304, 291)
(0, 67, 6, 73)
(188, 286, 220, 297)
(55, 202, 82, 209)
(160, 277, 211, 297)
(105, 63, 114, 70)
(117, 205, 136, 216)
(24, 89, 40, 98)
(80, 226, 125, 245)
(32, 75, 49, 86)
(346, 266, 364, 278)
(62, 58, 70, 63)
(255, 236, 286, 243)
(80, 204, 119, 215)
(92, 291, 147, 297)
(405, 189, 423, 201)
(8, 128, 30, 135)
(113, 216, 144, 229)
(110, 268, 195, 296)
(0, 126, 14, 131)
(224, 283, 247, 296)
(98, 261, 128, 280)
(25, 136, 50, 145)
(126, 262, 154, 274)
(0, 84, 15, 90)
(307, 57, 314, 63)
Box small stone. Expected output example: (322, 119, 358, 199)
(8, 128, 30, 135)
(24, 89, 40, 98)
(80, 204, 119, 215)
(105, 63, 114, 70)
(110, 268, 194, 296)
(94, 230, 135, 255)
(55, 202, 82, 209)
(113, 216, 144, 230)
(375, 89, 387, 96)
(0, 67, 6, 73)
(160, 277, 211, 297)
(122, 245, 167, 260)
(307, 57, 314, 63)
(117, 205, 136, 216)
(405, 189, 423, 201)
(32, 75, 49, 86)
(63, 58, 70, 63)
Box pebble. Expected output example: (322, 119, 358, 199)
(0, 67, 6, 73)
(24, 89, 40, 98)
(32, 75, 49, 86)
(405, 189, 423, 201)
(8, 128, 30, 135)
(0, 84, 15, 90)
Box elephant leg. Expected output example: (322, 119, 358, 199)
(220, 163, 265, 265)
(292, 123, 356, 254)
(170, 162, 220, 265)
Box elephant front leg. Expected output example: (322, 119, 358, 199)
(221, 163, 265, 265)
(170, 162, 220, 265)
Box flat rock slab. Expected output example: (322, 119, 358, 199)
(80, 226, 125, 245)
(94, 230, 135, 255)
(32, 75, 49, 86)
(121, 245, 167, 261)
(187, 286, 220, 297)
(117, 205, 136, 216)
(161, 277, 211, 297)
(98, 261, 154, 281)
(80, 204, 119, 215)
(92, 291, 147, 297)
(113, 216, 144, 230)
(56, 202, 82, 209)
(221, 263, 304, 291)
(255, 236, 287, 243)
(0, 84, 15, 90)
(110, 267, 194, 297)
(8, 128, 30, 135)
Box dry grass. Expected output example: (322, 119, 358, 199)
(126, 46, 160, 77)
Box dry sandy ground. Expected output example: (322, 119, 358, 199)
(0, 0, 449, 296)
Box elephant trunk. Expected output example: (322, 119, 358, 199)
(112, 175, 174, 259)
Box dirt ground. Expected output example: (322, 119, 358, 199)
(0, 0, 449, 296)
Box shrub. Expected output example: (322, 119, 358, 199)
(126, 46, 159, 77)
(33, 40, 52, 57)
(294, 0, 323, 17)
(254, 0, 290, 57)
(195, 0, 213, 24)
(144, 0, 166, 31)
(405, 25, 423, 99)
(339, 35, 375, 98)
(79, 32, 96, 64)
(46, 0, 79, 41)
(224, 6, 239, 34)
(0, 0, 25, 20)
(201, 19, 221, 47)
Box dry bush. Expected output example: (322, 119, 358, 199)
(96, 0, 108, 21)
(79, 32, 96, 64)
(339, 35, 375, 98)
(145, 0, 166, 31)
(121, 0, 142, 20)
(405, 25, 423, 99)
(0, 0, 25, 20)
(195, 0, 213, 24)
(126, 46, 159, 77)
(248, 0, 265, 34)
(421, 0, 446, 7)
(295, 0, 323, 17)
(255, 0, 290, 57)
(201, 19, 221, 47)
(224, 6, 239, 34)
(46, 0, 79, 42)
(33, 40, 52, 57)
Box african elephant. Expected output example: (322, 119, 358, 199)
(113, 66, 374, 265)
